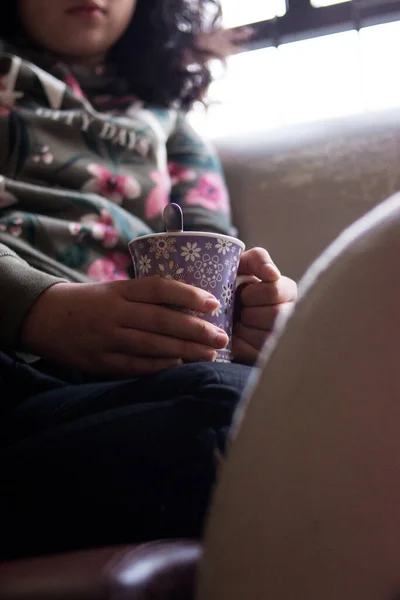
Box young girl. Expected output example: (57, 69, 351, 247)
(0, 0, 297, 559)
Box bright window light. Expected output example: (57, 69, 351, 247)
(220, 0, 286, 28)
(277, 29, 363, 125)
(359, 21, 400, 110)
(311, 0, 351, 7)
(189, 20, 400, 139)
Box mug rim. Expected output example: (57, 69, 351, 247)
(129, 231, 245, 251)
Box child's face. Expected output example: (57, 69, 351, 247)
(18, 0, 137, 63)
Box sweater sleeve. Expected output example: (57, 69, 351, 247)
(0, 244, 66, 350)
(167, 113, 237, 236)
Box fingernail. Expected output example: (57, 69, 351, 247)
(215, 330, 229, 348)
(204, 297, 220, 311)
(263, 263, 281, 280)
(199, 350, 218, 362)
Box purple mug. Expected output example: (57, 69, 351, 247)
(129, 232, 246, 362)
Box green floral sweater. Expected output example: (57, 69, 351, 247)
(0, 45, 234, 350)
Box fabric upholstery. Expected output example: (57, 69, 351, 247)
(217, 107, 400, 280)
(0, 541, 202, 600)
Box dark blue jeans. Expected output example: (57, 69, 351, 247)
(0, 352, 251, 560)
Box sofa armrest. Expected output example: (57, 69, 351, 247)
(0, 541, 202, 600)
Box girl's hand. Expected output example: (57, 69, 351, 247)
(196, 27, 253, 59)
(233, 248, 298, 365)
(20, 278, 229, 377)
(185, 27, 253, 65)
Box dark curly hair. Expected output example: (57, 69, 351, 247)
(0, 0, 221, 109)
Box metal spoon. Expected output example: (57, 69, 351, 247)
(163, 203, 183, 233)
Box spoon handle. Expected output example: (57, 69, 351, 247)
(163, 203, 183, 232)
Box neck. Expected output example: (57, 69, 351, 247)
(16, 37, 108, 72)
(61, 53, 107, 70)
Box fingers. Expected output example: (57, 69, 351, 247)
(196, 28, 253, 58)
(232, 334, 259, 365)
(223, 27, 253, 54)
(233, 322, 270, 351)
(240, 277, 298, 307)
(120, 277, 220, 313)
(111, 329, 224, 363)
(104, 354, 183, 376)
(230, 27, 254, 42)
(240, 303, 293, 330)
(118, 302, 229, 348)
(239, 248, 281, 282)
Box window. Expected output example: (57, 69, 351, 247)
(221, 0, 286, 28)
(311, 0, 350, 7)
(189, 0, 400, 137)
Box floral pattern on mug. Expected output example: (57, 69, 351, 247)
(148, 236, 176, 259)
(211, 305, 223, 317)
(181, 241, 201, 262)
(129, 232, 244, 363)
(221, 281, 235, 306)
(194, 253, 224, 289)
(215, 238, 233, 255)
(139, 254, 152, 274)
(157, 259, 185, 281)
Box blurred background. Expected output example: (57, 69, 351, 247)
(190, 0, 400, 138)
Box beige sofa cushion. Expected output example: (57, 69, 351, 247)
(217, 107, 400, 280)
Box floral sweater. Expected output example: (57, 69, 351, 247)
(0, 45, 234, 350)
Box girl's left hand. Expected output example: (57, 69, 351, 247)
(195, 27, 253, 59)
(232, 248, 298, 365)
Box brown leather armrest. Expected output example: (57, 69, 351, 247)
(0, 540, 202, 600)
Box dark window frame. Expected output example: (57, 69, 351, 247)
(235, 0, 400, 51)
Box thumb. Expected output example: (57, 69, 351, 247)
(239, 247, 281, 282)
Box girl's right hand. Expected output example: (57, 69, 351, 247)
(20, 277, 229, 377)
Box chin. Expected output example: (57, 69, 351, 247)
(57, 32, 110, 59)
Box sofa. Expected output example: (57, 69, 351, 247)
(0, 541, 202, 600)
(217, 106, 400, 281)
(2, 106, 400, 599)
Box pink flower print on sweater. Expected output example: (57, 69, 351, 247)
(82, 164, 141, 205)
(168, 162, 196, 186)
(87, 252, 131, 282)
(81, 209, 119, 249)
(32, 145, 54, 165)
(0, 76, 14, 117)
(64, 73, 85, 100)
(8, 217, 23, 237)
(145, 170, 171, 219)
(185, 172, 230, 213)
